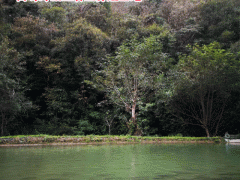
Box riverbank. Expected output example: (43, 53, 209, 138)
(0, 135, 224, 146)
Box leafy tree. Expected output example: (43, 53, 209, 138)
(199, 0, 240, 47)
(40, 88, 76, 135)
(36, 17, 111, 135)
(0, 38, 18, 136)
(94, 35, 172, 135)
(79, 3, 109, 32)
(9, 14, 60, 134)
(0, 1, 39, 24)
(160, 0, 202, 30)
(12, 15, 57, 51)
(11, 14, 58, 99)
(168, 42, 240, 137)
(41, 6, 66, 25)
(0, 38, 32, 136)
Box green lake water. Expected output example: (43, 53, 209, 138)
(0, 143, 240, 180)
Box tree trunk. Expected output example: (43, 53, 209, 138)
(132, 105, 142, 136)
(205, 127, 210, 137)
(132, 103, 136, 124)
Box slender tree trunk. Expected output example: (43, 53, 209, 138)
(205, 128, 210, 137)
(131, 103, 142, 136)
(132, 103, 136, 124)
(126, 103, 136, 135)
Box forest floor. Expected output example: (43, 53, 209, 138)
(0, 135, 224, 146)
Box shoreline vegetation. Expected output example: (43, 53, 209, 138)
(0, 135, 224, 146)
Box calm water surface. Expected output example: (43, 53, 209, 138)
(0, 143, 240, 180)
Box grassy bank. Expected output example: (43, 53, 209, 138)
(0, 135, 224, 145)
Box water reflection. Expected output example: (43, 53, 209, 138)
(0, 144, 240, 180)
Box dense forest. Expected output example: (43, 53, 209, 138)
(0, 0, 240, 137)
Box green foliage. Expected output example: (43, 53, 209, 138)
(168, 42, 240, 137)
(41, 6, 66, 25)
(1, 0, 240, 137)
(199, 0, 240, 47)
(160, 0, 202, 30)
(0, 37, 33, 136)
(12, 15, 57, 50)
(0, 38, 22, 76)
(77, 120, 94, 135)
(93, 34, 172, 135)
(178, 42, 239, 75)
(53, 17, 109, 66)
(137, 102, 155, 135)
(0, 1, 39, 24)
(102, 2, 111, 15)
(0, 21, 11, 41)
(230, 40, 240, 60)
(82, 4, 109, 32)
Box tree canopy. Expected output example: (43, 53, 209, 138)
(168, 42, 240, 137)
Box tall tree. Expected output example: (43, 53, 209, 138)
(93, 35, 172, 135)
(168, 42, 240, 137)
(0, 38, 32, 136)
(37, 17, 110, 135)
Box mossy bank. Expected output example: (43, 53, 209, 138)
(0, 135, 224, 146)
